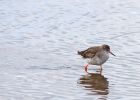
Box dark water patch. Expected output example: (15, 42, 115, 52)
(78, 72, 109, 96)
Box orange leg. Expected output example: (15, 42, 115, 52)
(84, 64, 88, 72)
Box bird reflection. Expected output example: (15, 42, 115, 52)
(78, 71, 109, 95)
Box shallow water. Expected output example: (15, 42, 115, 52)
(0, 0, 140, 100)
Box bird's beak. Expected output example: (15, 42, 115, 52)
(109, 51, 116, 56)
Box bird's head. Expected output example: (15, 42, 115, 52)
(102, 44, 116, 56)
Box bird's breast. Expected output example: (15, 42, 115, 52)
(88, 51, 109, 65)
(99, 52, 109, 64)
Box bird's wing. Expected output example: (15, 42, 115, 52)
(78, 46, 100, 58)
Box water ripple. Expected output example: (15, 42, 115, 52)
(0, 0, 140, 100)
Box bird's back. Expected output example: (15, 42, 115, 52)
(78, 46, 100, 58)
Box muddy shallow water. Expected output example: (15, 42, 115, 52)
(0, 0, 140, 100)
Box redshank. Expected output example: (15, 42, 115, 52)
(78, 44, 115, 72)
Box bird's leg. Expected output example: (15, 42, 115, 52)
(84, 64, 88, 72)
(99, 69, 102, 75)
(100, 65, 103, 70)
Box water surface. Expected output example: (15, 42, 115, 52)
(0, 0, 140, 100)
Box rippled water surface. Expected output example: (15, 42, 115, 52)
(0, 0, 140, 100)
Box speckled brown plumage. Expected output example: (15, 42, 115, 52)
(78, 46, 101, 58)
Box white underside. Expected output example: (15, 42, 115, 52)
(87, 51, 109, 65)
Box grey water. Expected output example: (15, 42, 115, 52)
(0, 0, 140, 100)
